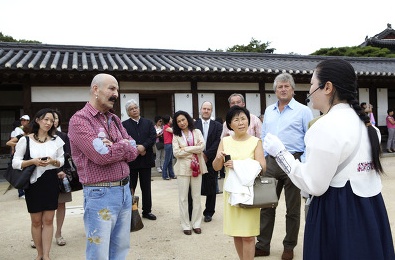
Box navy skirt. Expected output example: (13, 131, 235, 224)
(304, 181, 395, 260)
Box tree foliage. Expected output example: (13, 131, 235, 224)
(0, 32, 41, 44)
(311, 46, 395, 58)
(208, 38, 275, 53)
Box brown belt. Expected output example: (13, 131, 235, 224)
(85, 177, 129, 187)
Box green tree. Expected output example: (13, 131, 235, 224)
(226, 38, 273, 53)
(0, 32, 41, 43)
(207, 38, 274, 53)
(311, 46, 395, 58)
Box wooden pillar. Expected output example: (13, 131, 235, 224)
(259, 81, 266, 115)
(191, 80, 198, 118)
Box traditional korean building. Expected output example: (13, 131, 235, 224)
(360, 23, 395, 51)
(1, 41, 395, 153)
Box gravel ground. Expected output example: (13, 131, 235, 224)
(1, 158, 395, 260)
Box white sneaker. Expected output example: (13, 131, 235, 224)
(156, 167, 162, 173)
(19, 195, 25, 199)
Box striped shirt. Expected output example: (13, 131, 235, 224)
(68, 102, 138, 184)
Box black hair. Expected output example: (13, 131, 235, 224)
(172, 110, 195, 136)
(162, 115, 171, 124)
(154, 115, 162, 123)
(30, 108, 57, 139)
(225, 106, 250, 131)
(52, 109, 62, 128)
(315, 59, 383, 174)
(388, 108, 394, 114)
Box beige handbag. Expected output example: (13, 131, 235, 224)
(239, 176, 278, 209)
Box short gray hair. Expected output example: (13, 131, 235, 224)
(227, 93, 245, 104)
(273, 73, 295, 91)
(125, 99, 139, 112)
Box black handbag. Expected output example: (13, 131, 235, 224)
(201, 170, 216, 196)
(61, 153, 82, 192)
(239, 176, 278, 209)
(155, 142, 164, 150)
(4, 136, 36, 190)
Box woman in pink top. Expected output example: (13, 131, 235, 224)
(386, 108, 395, 153)
(162, 115, 176, 180)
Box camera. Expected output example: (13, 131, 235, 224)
(225, 155, 231, 162)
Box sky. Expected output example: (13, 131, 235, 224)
(1, 0, 395, 55)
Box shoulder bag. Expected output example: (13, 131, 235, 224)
(4, 136, 36, 190)
(59, 153, 83, 192)
(155, 142, 164, 150)
(239, 175, 278, 209)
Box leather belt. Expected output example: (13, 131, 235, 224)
(85, 176, 129, 187)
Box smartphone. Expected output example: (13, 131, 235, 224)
(225, 155, 231, 162)
(41, 157, 48, 161)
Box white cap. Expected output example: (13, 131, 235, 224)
(20, 115, 30, 120)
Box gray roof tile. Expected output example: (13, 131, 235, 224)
(0, 42, 395, 78)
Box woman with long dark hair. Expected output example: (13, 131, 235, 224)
(263, 59, 395, 259)
(13, 108, 65, 260)
(172, 110, 207, 235)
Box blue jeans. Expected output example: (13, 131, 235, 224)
(163, 144, 175, 179)
(83, 184, 132, 260)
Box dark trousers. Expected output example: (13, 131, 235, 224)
(256, 153, 302, 251)
(188, 165, 217, 219)
(129, 168, 152, 215)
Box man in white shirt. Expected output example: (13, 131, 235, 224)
(11, 115, 30, 138)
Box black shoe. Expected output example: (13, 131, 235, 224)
(255, 247, 270, 257)
(142, 213, 157, 220)
(204, 215, 212, 222)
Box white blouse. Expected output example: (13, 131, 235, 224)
(13, 136, 65, 184)
(286, 103, 382, 198)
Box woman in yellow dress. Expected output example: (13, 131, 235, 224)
(213, 105, 266, 260)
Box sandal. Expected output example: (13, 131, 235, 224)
(30, 239, 36, 248)
(56, 236, 66, 246)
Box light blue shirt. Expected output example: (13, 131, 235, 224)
(261, 98, 313, 160)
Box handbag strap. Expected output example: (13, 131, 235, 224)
(23, 136, 31, 160)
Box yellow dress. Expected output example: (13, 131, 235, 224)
(223, 135, 261, 237)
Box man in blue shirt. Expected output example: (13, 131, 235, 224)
(256, 73, 313, 260)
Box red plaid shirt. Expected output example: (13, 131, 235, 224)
(68, 102, 138, 184)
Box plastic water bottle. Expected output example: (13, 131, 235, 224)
(63, 177, 71, 192)
(98, 127, 106, 140)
